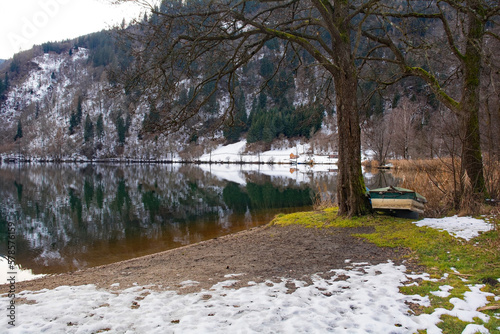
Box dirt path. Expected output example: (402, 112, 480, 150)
(1, 224, 406, 294)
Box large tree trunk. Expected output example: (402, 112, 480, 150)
(335, 75, 370, 216)
(460, 6, 487, 199)
(332, 19, 371, 216)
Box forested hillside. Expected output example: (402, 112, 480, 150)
(0, 0, 498, 166)
(0, 27, 337, 161)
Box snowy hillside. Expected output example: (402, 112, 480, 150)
(0, 46, 182, 161)
(0, 31, 339, 163)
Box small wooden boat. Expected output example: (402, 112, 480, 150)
(369, 186, 427, 214)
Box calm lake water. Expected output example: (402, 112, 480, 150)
(0, 163, 398, 279)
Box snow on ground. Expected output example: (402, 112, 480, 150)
(2, 217, 497, 333)
(2, 262, 493, 333)
(414, 216, 494, 241)
(0, 258, 44, 283)
(199, 140, 338, 165)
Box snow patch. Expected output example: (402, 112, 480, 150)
(414, 216, 493, 241)
(430, 285, 453, 298)
(3, 261, 494, 332)
(2, 262, 435, 333)
(199, 140, 338, 165)
(0, 258, 45, 282)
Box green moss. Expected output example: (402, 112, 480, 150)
(270, 208, 500, 331)
(270, 211, 330, 228)
(484, 313, 500, 333)
(437, 315, 470, 333)
(271, 207, 365, 228)
(406, 67, 460, 110)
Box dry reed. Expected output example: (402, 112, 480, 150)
(483, 155, 500, 201)
(361, 160, 380, 169)
(388, 157, 500, 217)
(388, 158, 456, 173)
(312, 182, 336, 211)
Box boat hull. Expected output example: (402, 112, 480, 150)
(371, 198, 425, 214)
(369, 186, 427, 214)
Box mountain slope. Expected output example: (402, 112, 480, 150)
(0, 30, 336, 162)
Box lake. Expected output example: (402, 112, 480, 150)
(0, 163, 399, 280)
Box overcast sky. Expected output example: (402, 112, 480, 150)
(0, 0, 147, 59)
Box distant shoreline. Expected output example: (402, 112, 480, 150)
(0, 158, 337, 166)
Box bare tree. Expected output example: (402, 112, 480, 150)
(362, 0, 500, 205)
(111, 0, 383, 216)
(389, 97, 418, 159)
(362, 111, 392, 165)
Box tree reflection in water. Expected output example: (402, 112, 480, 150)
(0, 164, 401, 276)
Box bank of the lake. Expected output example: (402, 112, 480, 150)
(2, 209, 498, 333)
(1, 217, 403, 294)
(273, 209, 500, 333)
(0, 162, 401, 278)
(0, 163, 324, 277)
(0, 139, 342, 165)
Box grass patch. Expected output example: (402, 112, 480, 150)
(355, 218, 500, 281)
(271, 207, 366, 229)
(271, 211, 332, 228)
(271, 208, 500, 333)
(437, 315, 471, 333)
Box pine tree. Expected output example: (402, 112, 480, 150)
(116, 116, 127, 145)
(223, 92, 248, 143)
(258, 93, 267, 110)
(262, 123, 275, 143)
(96, 114, 104, 140)
(143, 103, 160, 133)
(69, 96, 84, 134)
(84, 115, 94, 142)
(10, 56, 20, 73)
(14, 120, 23, 141)
(260, 57, 274, 78)
(69, 114, 77, 134)
(76, 96, 83, 124)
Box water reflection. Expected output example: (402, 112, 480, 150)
(364, 169, 398, 189)
(0, 164, 313, 276)
(0, 164, 400, 277)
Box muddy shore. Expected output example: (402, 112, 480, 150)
(1, 224, 408, 294)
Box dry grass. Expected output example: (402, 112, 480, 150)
(395, 168, 456, 217)
(388, 158, 454, 173)
(312, 182, 336, 211)
(489, 209, 500, 251)
(386, 157, 500, 217)
(484, 156, 500, 201)
(361, 160, 380, 169)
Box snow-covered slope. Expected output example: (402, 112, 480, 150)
(0, 39, 338, 163)
(0, 48, 157, 160)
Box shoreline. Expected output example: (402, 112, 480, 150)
(0, 159, 333, 166)
(1, 223, 406, 295)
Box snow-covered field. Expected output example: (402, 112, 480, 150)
(198, 140, 340, 165)
(2, 216, 498, 333)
